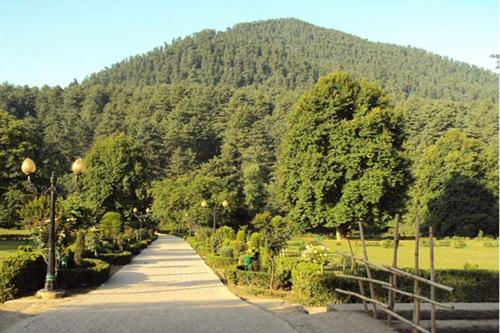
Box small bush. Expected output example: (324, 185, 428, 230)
(74, 230, 85, 266)
(483, 240, 499, 247)
(98, 251, 132, 265)
(274, 257, 299, 289)
(364, 241, 381, 247)
(58, 258, 110, 289)
(381, 240, 394, 248)
(224, 265, 270, 288)
(236, 228, 246, 243)
(205, 254, 237, 268)
(220, 245, 234, 258)
(247, 232, 263, 250)
(291, 262, 336, 306)
(435, 240, 451, 247)
(452, 239, 467, 248)
(194, 227, 212, 242)
(230, 240, 246, 257)
(0, 246, 45, 303)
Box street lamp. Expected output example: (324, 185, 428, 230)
(133, 207, 151, 240)
(21, 157, 85, 298)
(201, 199, 229, 230)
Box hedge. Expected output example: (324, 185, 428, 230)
(0, 234, 31, 241)
(58, 258, 110, 289)
(97, 251, 132, 265)
(224, 265, 270, 288)
(205, 254, 237, 268)
(0, 247, 46, 302)
(290, 264, 499, 306)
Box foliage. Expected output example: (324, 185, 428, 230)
(291, 262, 336, 306)
(74, 229, 85, 266)
(205, 254, 237, 268)
(58, 258, 110, 289)
(410, 129, 498, 237)
(99, 212, 122, 249)
(97, 251, 132, 265)
(79, 134, 147, 222)
(278, 72, 409, 232)
(247, 232, 263, 250)
(301, 245, 330, 272)
(224, 265, 270, 289)
(0, 246, 45, 302)
(220, 245, 234, 258)
(209, 226, 235, 254)
(251, 211, 272, 230)
(18, 195, 50, 228)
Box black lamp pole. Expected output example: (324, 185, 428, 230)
(45, 172, 57, 291)
(21, 157, 85, 295)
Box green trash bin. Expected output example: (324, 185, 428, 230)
(60, 255, 69, 269)
(244, 255, 252, 271)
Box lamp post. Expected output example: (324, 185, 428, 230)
(21, 157, 85, 298)
(201, 199, 229, 230)
(132, 207, 151, 241)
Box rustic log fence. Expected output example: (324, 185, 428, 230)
(334, 216, 453, 333)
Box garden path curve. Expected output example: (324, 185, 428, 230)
(3, 234, 298, 333)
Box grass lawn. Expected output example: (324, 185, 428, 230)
(289, 236, 499, 270)
(0, 240, 32, 262)
(0, 228, 32, 235)
(0, 229, 33, 263)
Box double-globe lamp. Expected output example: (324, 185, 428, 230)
(21, 157, 85, 297)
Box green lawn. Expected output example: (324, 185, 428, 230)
(0, 228, 32, 235)
(0, 229, 33, 263)
(289, 236, 499, 270)
(0, 240, 32, 262)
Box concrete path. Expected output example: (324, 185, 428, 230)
(3, 235, 298, 333)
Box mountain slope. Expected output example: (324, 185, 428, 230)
(85, 18, 498, 102)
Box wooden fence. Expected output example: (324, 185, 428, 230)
(334, 216, 454, 333)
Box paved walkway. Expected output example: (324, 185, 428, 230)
(4, 235, 298, 333)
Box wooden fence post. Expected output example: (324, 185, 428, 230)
(358, 222, 378, 319)
(388, 214, 400, 325)
(412, 217, 421, 333)
(430, 226, 436, 333)
(347, 237, 368, 313)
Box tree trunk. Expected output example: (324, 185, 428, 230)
(270, 256, 275, 291)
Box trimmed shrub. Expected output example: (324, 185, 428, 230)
(58, 258, 110, 289)
(291, 262, 337, 305)
(74, 230, 85, 266)
(230, 240, 246, 257)
(274, 256, 300, 289)
(483, 240, 499, 247)
(98, 251, 132, 265)
(205, 254, 237, 268)
(220, 245, 234, 258)
(259, 246, 271, 271)
(224, 265, 270, 288)
(0, 246, 45, 302)
(247, 232, 263, 250)
(236, 229, 246, 243)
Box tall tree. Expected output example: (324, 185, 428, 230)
(277, 72, 409, 234)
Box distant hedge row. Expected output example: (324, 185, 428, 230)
(0, 233, 159, 303)
(223, 261, 499, 306)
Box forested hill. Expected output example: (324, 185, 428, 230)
(85, 18, 498, 102)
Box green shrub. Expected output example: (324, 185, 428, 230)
(435, 239, 451, 247)
(58, 258, 110, 289)
(220, 245, 234, 258)
(0, 246, 45, 303)
(291, 262, 337, 306)
(483, 240, 499, 247)
(209, 226, 235, 254)
(205, 254, 237, 268)
(364, 241, 381, 247)
(98, 251, 132, 265)
(230, 240, 246, 257)
(274, 257, 299, 289)
(194, 227, 212, 242)
(381, 240, 394, 248)
(452, 239, 467, 248)
(259, 246, 271, 271)
(74, 230, 85, 266)
(247, 232, 263, 250)
(224, 265, 270, 288)
(236, 228, 246, 243)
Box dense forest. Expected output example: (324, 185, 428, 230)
(0, 18, 498, 237)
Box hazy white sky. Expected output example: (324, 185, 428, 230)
(1, 0, 498, 87)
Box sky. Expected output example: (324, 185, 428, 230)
(0, 0, 498, 87)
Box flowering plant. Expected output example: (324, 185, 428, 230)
(301, 244, 330, 272)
